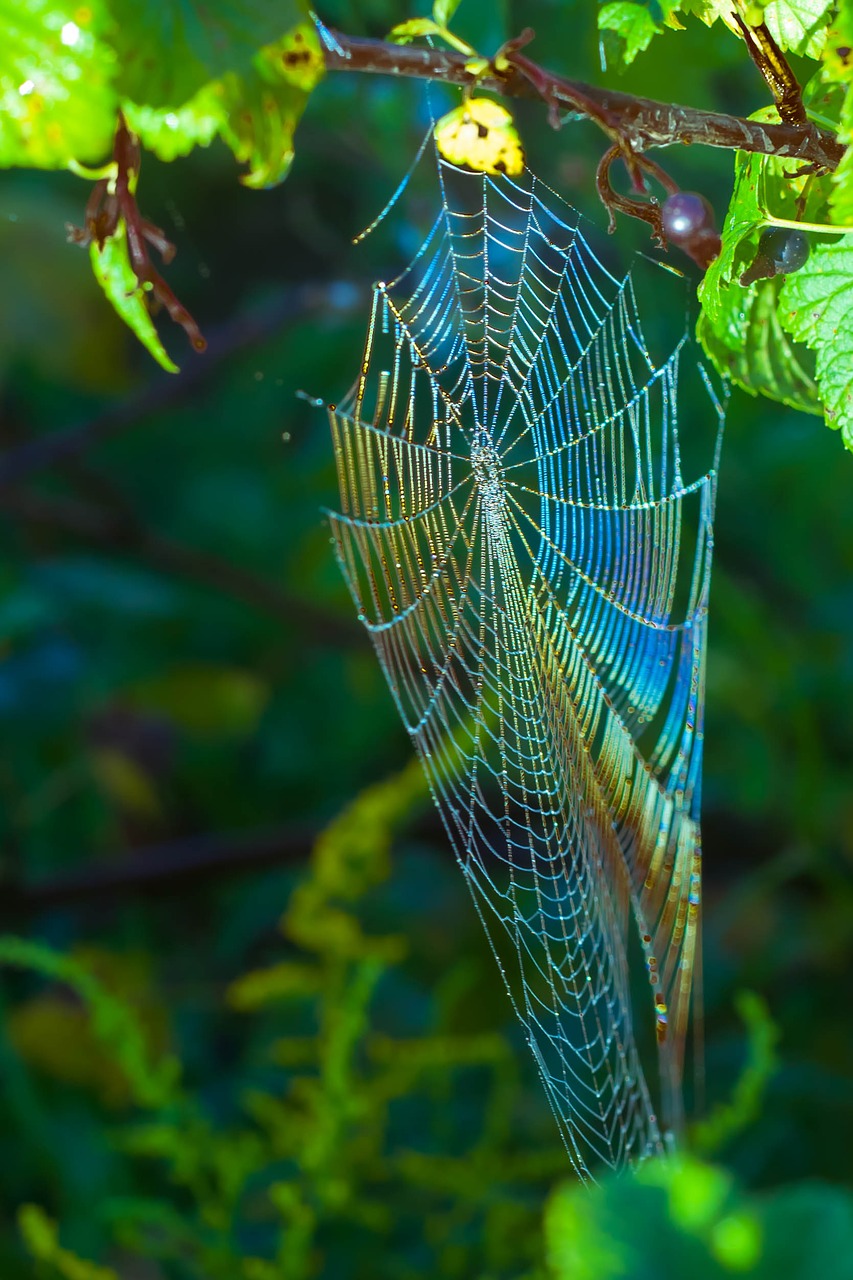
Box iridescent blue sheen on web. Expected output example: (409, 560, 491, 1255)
(327, 157, 724, 1181)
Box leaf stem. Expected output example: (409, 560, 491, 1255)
(762, 213, 852, 234)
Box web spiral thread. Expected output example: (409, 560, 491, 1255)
(327, 158, 724, 1180)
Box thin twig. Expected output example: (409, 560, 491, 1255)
(1, 488, 362, 646)
(321, 29, 843, 170)
(5, 824, 318, 910)
(0, 282, 364, 492)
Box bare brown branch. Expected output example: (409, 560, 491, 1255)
(320, 29, 843, 171)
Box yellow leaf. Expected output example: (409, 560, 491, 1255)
(434, 98, 524, 176)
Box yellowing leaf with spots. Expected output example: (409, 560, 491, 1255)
(434, 98, 524, 176)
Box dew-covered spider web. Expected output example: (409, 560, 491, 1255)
(326, 152, 724, 1181)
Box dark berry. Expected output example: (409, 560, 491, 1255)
(740, 228, 811, 285)
(661, 192, 715, 243)
(758, 227, 810, 274)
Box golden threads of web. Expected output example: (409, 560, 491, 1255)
(434, 98, 525, 176)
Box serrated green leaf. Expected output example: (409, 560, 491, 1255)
(779, 236, 853, 447)
(216, 22, 322, 188)
(679, 0, 833, 51)
(698, 91, 847, 428)
(821, 0, 853, 81)
(598, 2, 661, 63)
(678, 0, 738, 24)
(699, 147, 769, 335)
(0, 0, 117, 169)
(697, 281, 821, 415)
(90, 221, 179, 373)
(830, 87, 853, 224)
(762, 0, 833, 58)
(123, 23, 321, 173)
(110, 0, 303, 109)
(121, 86, 223, 162)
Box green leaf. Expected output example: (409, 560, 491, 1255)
(779, 236, 853, 448)
(0, 935, 181, 1110)
(124, 22, 322, 174)
(697, 280, 821, 415)
(0, 0, 117, 168)
(546, 1156, 853, 1280)
(598, 2, 661, 63)
(89, 221, 179, 373)
(110, 0, 303, 109)
(821, 0, 853, 81)
(678, 0, 737, 23)
(227, 961, 322, 1010)
(217, 23, 323, 188)
(19, 1204, 119, 1280)
(121, 85, 224, 162)
(432, 0, 462, 24)
(679, 0, 833, 52)
(698, 98, 842, 424)
(216, 73, 299, 188)
(830, 86, 853, 225)
(762, 0, 833, 58)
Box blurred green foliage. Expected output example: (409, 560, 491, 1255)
(1, 0, 852, 1277)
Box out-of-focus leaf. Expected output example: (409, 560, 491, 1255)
(779, 236, 853, 449)
(218, 23, 323, 188)
(0, 936, 181, 1110)
(127, 664, 270, 737)
(822, 1, 853, 81)
(20, 1204, 119, 1280)
(432, 0, 462, 26)
(91, 747, 162, 818)
(0, 183, 130, 388)
(121, 85, 223, 162)
(89, 220, 179, 372)
(691, 991, 781, 1155)
(109, 0, 302, 109)
(9, 993, 134, 1106)
(227, 961, 322, 1010)
(0, 0, 117, 169)
(546, 1155, 853, 1279)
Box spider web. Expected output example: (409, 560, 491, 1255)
(326, 154, 724, 1181)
